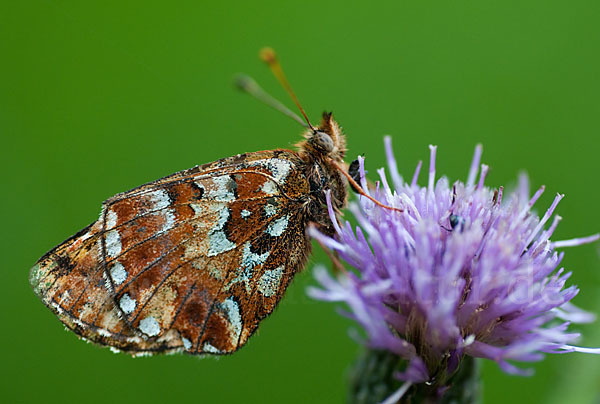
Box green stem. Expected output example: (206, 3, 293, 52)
(348, 349, 481, 404)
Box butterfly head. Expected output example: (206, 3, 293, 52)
(302, 112, 346, 162)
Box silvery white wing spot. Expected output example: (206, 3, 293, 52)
(30, 112, 348, 355)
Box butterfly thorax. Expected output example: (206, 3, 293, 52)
(296, 112, 348, 236)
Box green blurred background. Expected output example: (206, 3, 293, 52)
(2, 1, 600, 403)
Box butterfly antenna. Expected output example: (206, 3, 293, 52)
(259, 47, 315, 132)
(234, 74, 308, 128)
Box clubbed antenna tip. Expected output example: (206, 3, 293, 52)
(234, 74, 259, 93)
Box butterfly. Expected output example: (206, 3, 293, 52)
(29, 49, 372, 356)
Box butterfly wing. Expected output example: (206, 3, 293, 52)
(30, 221, 166, 352)
(31, 150, 314, 355)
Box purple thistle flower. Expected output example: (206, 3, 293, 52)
(309, 137, 600, 391)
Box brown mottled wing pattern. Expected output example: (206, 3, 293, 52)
(30, 150, 313, 355)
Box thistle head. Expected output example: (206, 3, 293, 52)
(309, 138, 600, 388)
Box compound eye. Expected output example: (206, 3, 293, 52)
(310, 132, 334, 153)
